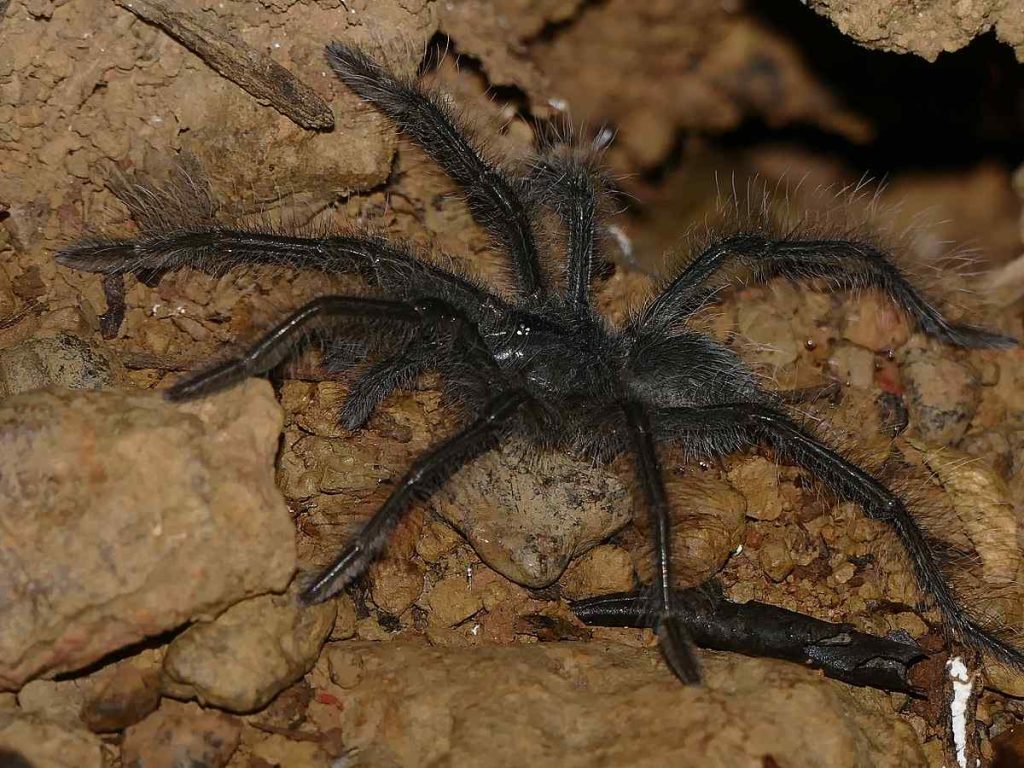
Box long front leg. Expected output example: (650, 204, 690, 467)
(622, 401, 702, 684)
(58, 230, 497, 320)
(302, 388, 530, 603)
(657, 402, 1024, 669)
(326, 43, 543, 297)
(528, 150, 602, 310)
(636, 235, 1016, 348)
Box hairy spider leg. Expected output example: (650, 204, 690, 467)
(528, 151, 601, 309)
(338, 335, 434, 429)
(656, 402, 1024, 669)
(325, 42, 543, 297)
(165, 296, 420, 401)
(623, 401, 702, 683)
(57, 234, 501, 322)
(301, 387, 531, 604)
(638, 235, 1017, 348)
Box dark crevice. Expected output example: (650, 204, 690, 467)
(750, 2, 1024, 165)
(636, 2, 1023, 184)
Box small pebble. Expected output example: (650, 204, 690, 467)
(900, 346, 979, 444)
(427, 576, 483, 627)
(0, 332, 123, 397)
(0, 714, 103, 768)
(329, 593, 358, 641)
(162, 589, 335, 713)
(370, 558, 425, 616)
(81, 661, 161, 733)
(841, 292, 911, 352)
(832, 561, 856, 585)
(415, 520, 463, 563)
(758, 534, 795, 583)
(727, 458, 785, 521)
(828, 343, 877, 390)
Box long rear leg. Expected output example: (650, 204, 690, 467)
(636, 235, 1016, 348)
(656, 402, 1024, 668)
(302, 388, 530, 603)
(622, 401, 702, 683)
(325, 43, 543, 297)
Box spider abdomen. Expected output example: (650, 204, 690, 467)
(624, 331, 765, 409)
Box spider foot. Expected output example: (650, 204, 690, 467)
(657, 612, 701, 685)
(164, 357, 246, 402)
(939, 322, 1018, 349)
(297, 545, 364, 606)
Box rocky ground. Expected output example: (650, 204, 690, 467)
(2, 0, 1024, 766)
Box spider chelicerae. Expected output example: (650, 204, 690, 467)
(57, 41, 1024, 684)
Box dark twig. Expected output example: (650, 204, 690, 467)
(572, 589, 926, 695)
(110, 0, 334, 130)
(99, 273, 127, 339)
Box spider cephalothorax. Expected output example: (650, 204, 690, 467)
(57, 42, 1024, 684)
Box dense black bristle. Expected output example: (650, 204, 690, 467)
(56, 41, 1024, 689)
(326, 41, 544, 298)
(638, 233, 1018, 348)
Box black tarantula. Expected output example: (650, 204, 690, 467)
(58, 42, 1024, 684)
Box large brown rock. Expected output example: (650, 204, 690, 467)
(162, 589, 336, 713)
(431, 438, 633, 588)
(0, 381, 295, 690)
(313, 641, 926, 767)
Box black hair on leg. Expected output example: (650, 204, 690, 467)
(623, 401, 701, 684)
(301, 387, 530, 604)
(58, 231, 504, 323)
(657, 402, 1024, 669)
(340, 339, 433, 430)
(325, 42, 543, 297)
(528, 150, 602, 309)
(638, 235, 1017, 347)
(338, 294, 504, 430)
